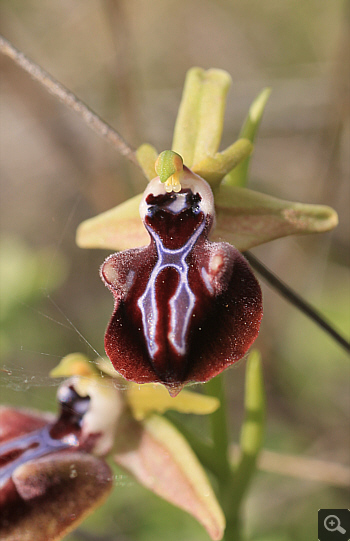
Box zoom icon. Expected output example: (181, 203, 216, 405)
(318, 509, 350, 541)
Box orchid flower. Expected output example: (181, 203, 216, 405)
(76, 68, 337, 392)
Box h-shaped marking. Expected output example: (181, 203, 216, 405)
(137, 219, 206, 358)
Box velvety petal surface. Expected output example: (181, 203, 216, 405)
(1, 452, 112, 541)
(100, 171, 262, 393)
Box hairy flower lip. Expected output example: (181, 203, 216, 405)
(101, 168, 263, 392)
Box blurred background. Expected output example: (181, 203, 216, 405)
(0, 1, 349, 540)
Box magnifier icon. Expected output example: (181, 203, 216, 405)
(324, 515, 346, 534)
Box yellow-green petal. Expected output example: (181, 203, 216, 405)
(127, 382, 220, 420)
(136, 143, 158, 181)
(50, 353, 98, 378)
(192, 138, 253, 188)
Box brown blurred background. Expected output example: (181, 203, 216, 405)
(0, 1, 349, 540)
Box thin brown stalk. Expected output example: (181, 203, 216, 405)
(0, 35, 140, 168)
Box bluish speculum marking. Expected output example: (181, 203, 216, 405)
(138, 196, 206, 359)
(0, 426, 77, 488)
(0, 386, 88, 487)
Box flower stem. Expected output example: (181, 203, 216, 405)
(205, 352, 265, 541)
(205, 374, 231, 481)
(225, 351, 266, 540)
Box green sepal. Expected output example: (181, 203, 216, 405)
(76, 193, 147, 251)
(212, 184, 338, 251)
(76, 184, 338, 253)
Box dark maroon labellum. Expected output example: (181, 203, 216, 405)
(101, 168, 263, 393)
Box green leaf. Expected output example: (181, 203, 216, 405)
(113, 413, 226, 540)
(172, 68, 231, 167)
(212, 184, 338, 251)
(223, 88, 271, 187)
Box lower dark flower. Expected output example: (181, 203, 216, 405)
(0, 386, 113, 541)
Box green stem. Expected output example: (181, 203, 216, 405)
(204, 374, 231, 481)
(224, 351, 266, 540)
(203, 353, 265, 541)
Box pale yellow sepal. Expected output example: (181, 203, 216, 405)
(127, 382, 220, 420)
(50, 353, 99, 378)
